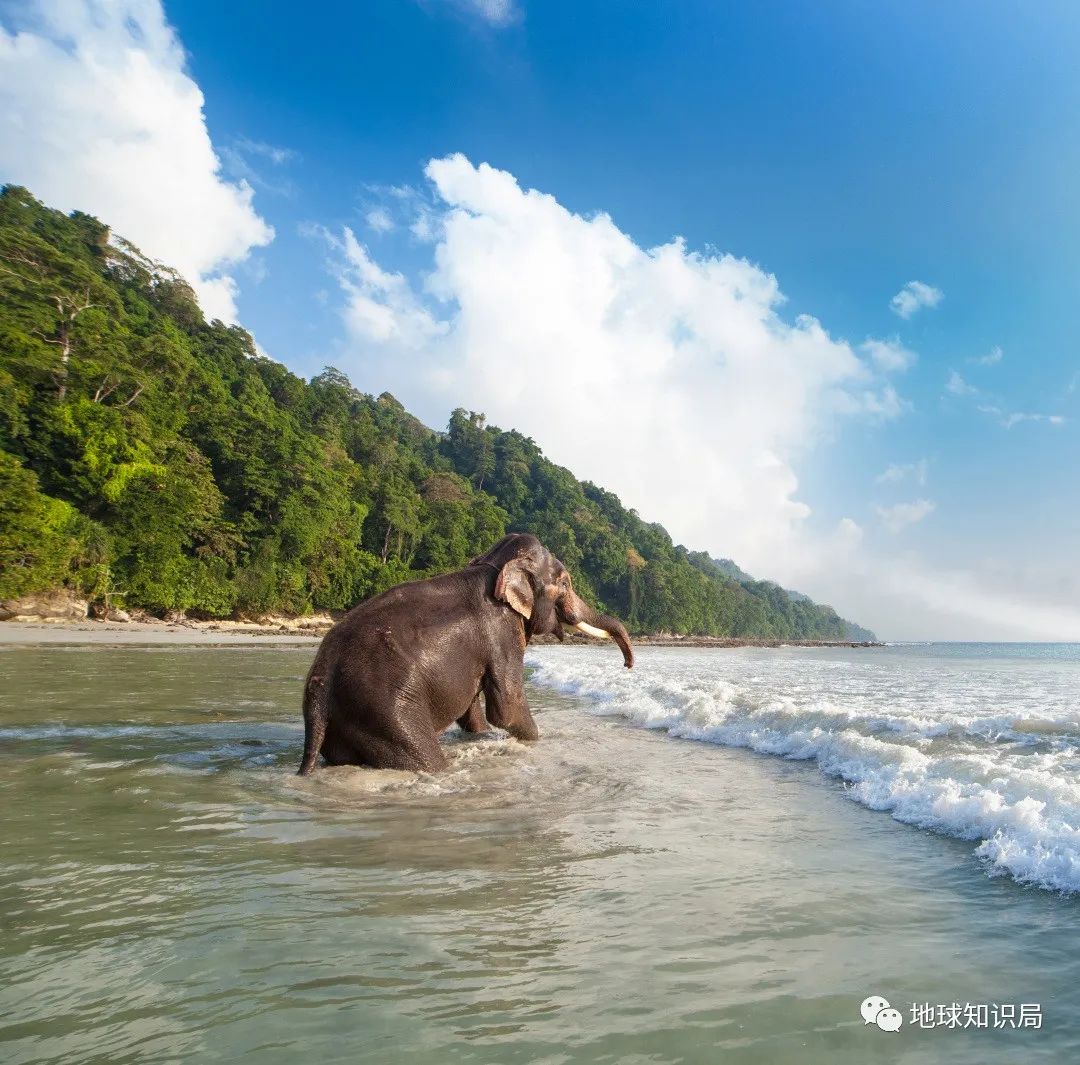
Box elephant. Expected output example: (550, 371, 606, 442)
(297, 533, 634, 774)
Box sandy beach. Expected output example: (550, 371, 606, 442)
(0, 619, 880, 650)
(0, 620, 323, 646)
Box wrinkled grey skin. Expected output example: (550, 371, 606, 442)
(298, 533, 634, 774)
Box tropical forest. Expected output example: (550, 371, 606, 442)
(0, 185, 873, 640)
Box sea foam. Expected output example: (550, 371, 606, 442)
(526, 646, 1080, 894)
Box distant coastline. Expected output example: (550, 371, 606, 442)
(581, 634, 884, 649)
(0, 616, 881, 648)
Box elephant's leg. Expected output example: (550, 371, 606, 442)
(483, 664, 539, 742)
(345, 732, 448, 772)
(362, 724, 449, 773)
(456, 692, 489, 734)
(507, 704, 539, 742)
(323, 711, 449, 773)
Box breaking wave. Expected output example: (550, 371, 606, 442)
(526, 645, 1080, 894)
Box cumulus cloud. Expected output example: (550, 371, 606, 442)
(877, 459, 928, 486)
(876, 499, 936, 533)
(311, 155, 1080, 639)
(0, 0, 273, 322)
(890, 279, 943, 319)
(321, 153, 907, 578)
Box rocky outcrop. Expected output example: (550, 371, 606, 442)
(0, 591, 89, 622)
(0, 597, 335, 634)
(88, 602, 132, 623)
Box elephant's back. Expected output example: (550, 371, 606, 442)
(321, 575, 489, 700)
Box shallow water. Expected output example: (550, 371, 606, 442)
(530, 641, 1080, 893)
(1, 643, 1078, 1063)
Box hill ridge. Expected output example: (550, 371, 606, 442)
(0, 185, 874, 641)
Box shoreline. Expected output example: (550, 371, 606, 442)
(3, 626, 1071, 1064)
(597, 635, 882, 649)
(0, 617, 881, 648)
(0, 620, 323, 645)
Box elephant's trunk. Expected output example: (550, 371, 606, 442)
(565, 594, 634, 669)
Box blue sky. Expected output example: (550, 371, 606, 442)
(2, 0, 1079, 637)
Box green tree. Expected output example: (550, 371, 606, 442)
(0, 450, 96, 598)
(0, 184, 875, 640)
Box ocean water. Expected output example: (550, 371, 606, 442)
(1, 641, 1078, 1063)
(528, 641, 1080, 895)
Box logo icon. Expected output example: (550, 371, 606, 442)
(861, 996, 903, 1032)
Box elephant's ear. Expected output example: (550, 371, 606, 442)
(495, 559, 535, 620)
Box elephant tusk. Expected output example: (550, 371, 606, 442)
(575, 621, 611, 640)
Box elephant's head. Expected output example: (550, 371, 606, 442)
(471, 533, 634, 668)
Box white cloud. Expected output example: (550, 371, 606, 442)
(0, 0, 273, 322)
(943, 367, 1065, 428)
(945, 370, 978, 397)
(232, 137, 297, 167)
(357, 183, 439, 240)
(315, 154, 1080, 640)
(876, 499, 936, 534)
(816, 554, 1080, 641)
(317, 225, 447, 348)
(840, 383, 909, 420)
(445, 0, 519, 25)
(969, 344, 1003, 366)
(877, 459, 928, 486)
(890, 279, 943, 319)
(220, 137, 297, 197)
(410, 206, 438, 242)
(365, 207, 395, 234)
(862, 337, 916, 373)
(974, 402, 1064, 429)
(313, 157, 1080, 639)
(1001, 412, 1065, 429)
(835, 517, 864, 548)
(240, 256, 269, 286)
(323, 153, 906, 578)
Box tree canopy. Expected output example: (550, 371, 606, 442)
(0, 185, 873, 640)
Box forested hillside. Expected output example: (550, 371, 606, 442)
(0, 186, 873, 640)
